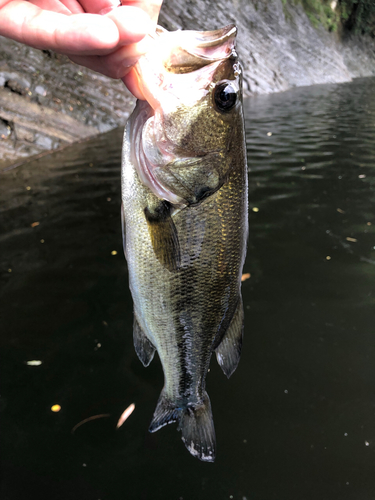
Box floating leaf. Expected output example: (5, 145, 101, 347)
(116, 403, 135, 429)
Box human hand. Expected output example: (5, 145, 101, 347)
(0, 1, 162, 98)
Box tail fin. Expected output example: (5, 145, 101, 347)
(149, 390, 216, 462)
(179, 392, 216, 463)
(149, 390, 180, 433)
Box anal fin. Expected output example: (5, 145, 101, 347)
(133, 316, 156, 367)
(215, 299, 244, 378)
(144, 200, 180, 272)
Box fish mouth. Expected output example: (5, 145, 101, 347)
(157, 24, 237, 73)
(134, 24, 238, 110)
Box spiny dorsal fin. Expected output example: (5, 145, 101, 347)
(215, 299, 244, 378)
(133, 316, 156, 367)
(144, 201, 180, 272)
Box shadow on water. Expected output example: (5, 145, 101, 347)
(1, 77, 375, 500)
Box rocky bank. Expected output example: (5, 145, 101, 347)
(0, 0, 374, 169)
(160, 0, 375, 94)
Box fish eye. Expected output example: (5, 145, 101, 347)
(214, 82, 237, 112)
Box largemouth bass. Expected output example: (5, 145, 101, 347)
(121, 24, 248, 462)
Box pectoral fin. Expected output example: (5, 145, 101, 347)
(144, 201, 181, 272)
(215, 299, 244, 378)
(133, 316, 156, 367)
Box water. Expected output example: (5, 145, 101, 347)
(1, 77, 375, 500)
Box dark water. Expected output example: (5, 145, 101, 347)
(1, 77, 375, 500)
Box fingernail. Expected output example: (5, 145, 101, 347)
(99, 1, 122, 15)
(134, 35, 154, 54)
(121, 57, 140, 70)
(117, 57, 140, 79)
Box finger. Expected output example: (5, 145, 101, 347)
(30, 0, 85, 15)
(122, 67, 146, 100)
(59, 0, 85, 14)
(78, 0, 120, 14)
(27, 0, 71, 15)
(0, 2, 149, 54)
(69, 53, 132, 79)
(0, 2, 118, 53)
(121, 0, 163, 23)
(105, 6, 152, 45)
(68, 35, 152, 78)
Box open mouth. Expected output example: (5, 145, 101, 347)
(133, 24, 238, 111)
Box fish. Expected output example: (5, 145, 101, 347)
(121, 24, 248, 462)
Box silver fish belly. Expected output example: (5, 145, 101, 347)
(121, 24, 248, 462)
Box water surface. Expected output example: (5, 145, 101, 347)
(1, 77, 375, 500)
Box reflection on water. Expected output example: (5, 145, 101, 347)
(1, 77, 375, 499)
